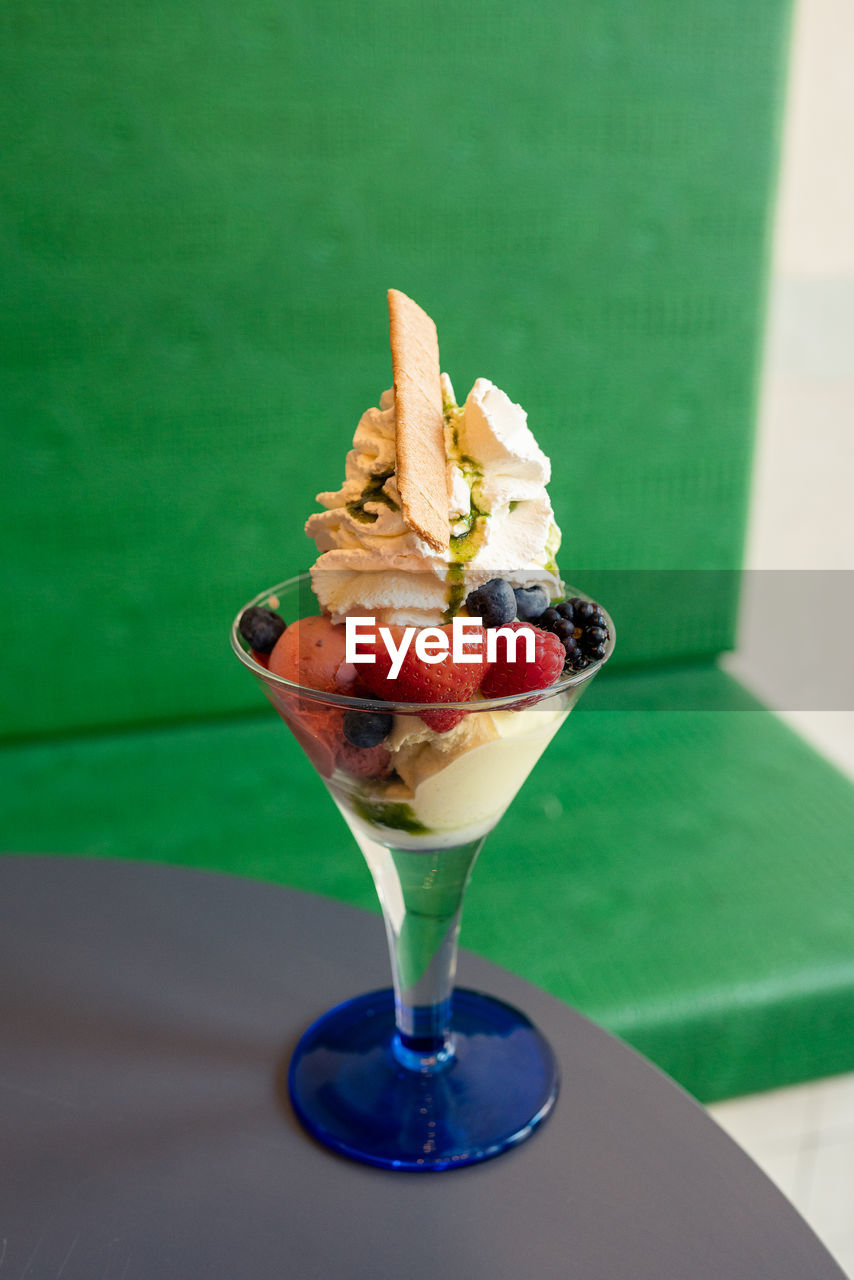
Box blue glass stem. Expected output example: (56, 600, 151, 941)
(364, 837, 486, 1069)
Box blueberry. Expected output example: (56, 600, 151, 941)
(343, 710, 393, 749)
(513, 585, 549, 621)
(238, 606, 287, 654)
(465, 578, 517, 628)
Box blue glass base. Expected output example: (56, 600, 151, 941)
(288, 988, 560, 1171)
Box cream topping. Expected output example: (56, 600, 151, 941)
(306, 380, 562, 625)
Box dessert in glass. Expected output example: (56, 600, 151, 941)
(230, 291, 614, 1170)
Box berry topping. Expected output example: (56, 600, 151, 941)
(513, 585, 549, 621)
(335, 738, 391, 779)
(534, 597, 610, 671)
(480, 622, 565, 697)
(359, 624, 489, 732)
(274, 701, 391, 780)
(465, 578, 517, 629)
(571, 598, 600, 625)
(238, 606, 286, 654)
(343, 709, 393, 749)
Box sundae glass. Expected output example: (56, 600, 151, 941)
(230, 291, 615, 1170)
(231, 578, 612, 1169)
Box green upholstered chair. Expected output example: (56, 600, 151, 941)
(3, 0, 852, 1101)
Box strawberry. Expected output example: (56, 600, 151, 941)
(479, 622, 565, 698)
(359, 624, 488, 732)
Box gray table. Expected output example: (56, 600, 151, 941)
(0, 855, 845, 1279)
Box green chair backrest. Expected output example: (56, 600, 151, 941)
(2, 0, 792, 738)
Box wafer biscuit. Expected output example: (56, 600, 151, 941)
(388, 288, 450, 553)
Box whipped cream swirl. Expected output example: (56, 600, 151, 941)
(306, 376, 562, 626)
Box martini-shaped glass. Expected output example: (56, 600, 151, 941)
(231, 574, 614, 1171)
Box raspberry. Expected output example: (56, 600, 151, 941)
(359, 624, 488, 732)
(335, 739, 391, 779)
(479, 623, 565, 697)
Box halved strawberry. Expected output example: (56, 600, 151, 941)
(359, 624, 489, 732)
(479, 622, 565, 698)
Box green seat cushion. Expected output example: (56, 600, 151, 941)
(1, 0, 791, 737)
(3, 663, 852, 1103)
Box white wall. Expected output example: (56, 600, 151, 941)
(724, 0, 854, 778)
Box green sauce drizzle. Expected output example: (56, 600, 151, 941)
(450, 516, 488, 564)
(346, 469, 399, 524)
(443, 563, 467, 622)
(543, 519, 562, 578)
(354, 797, 430, 835)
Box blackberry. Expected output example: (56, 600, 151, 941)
(513, 585, 549, 621)
(562, 636, 580, 662)
(571, 598, 599, 625)
(465, 578, 516, 628)
(343, 709, 393, 749)
(533, 596, 609, 671)
(585, 626, 608, 660)
(238, 606, 286, 654)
